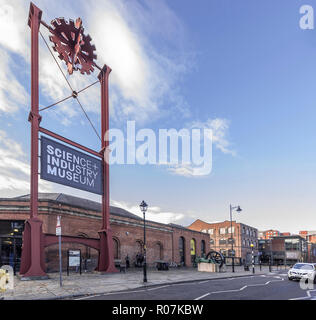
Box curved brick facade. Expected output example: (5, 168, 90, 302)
(0, 194, 209, 272)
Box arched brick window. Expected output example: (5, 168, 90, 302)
(190, 238, 196, 256)
(179, 236, 185, 266)
(112, 237, 120, 259)
(136, 240, 143, 254)
(201, 240, 206, 256)
(190, 238, 197, 265)
(153, 242, 163, 260)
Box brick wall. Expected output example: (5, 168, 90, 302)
(0, 198, 209, 271)
(188, 219, 259, 263)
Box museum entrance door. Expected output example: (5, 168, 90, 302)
(0, 236, 23, 274)
(0, 220, 24, 274)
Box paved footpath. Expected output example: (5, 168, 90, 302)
(1, 265, 284, 300)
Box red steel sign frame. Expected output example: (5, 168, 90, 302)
(20, 2, 117, 278)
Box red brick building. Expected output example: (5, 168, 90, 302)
(299, 231, 316, 263)
(280, 232, 291, 237)
(187, 219, 258, 264)
(0, 193, 209, 273)
(258, 229, 280, 240)
(299, 231, 316, 243)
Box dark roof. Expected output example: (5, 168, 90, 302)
(272, 234, 304, 240)
(169, 223, 187, 230)
(13, 193, 142, 221)
(5, 193, 206, 234)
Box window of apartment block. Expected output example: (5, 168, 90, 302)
(285, 238, 300, 251)
(228, 249, 234, 256)
(209, 239, 214, 245)
(201, 229, 207, 233)
(228, 226, 235, 234)
(228, 238, 235, 244)
(219, 239, 227, 245)
(219, 228, 226, 235)
(208, 229, 214, 235)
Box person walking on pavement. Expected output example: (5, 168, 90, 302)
(125, 255, 130, 269)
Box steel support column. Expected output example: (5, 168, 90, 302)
(20, 2, 47, 279)
(96, 65, 117, 273)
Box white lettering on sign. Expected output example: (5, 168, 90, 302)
(46, 144, 99, 188)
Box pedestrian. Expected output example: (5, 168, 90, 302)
(125, 255, 130, 269)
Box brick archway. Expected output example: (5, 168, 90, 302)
(44, 234, 100, 251)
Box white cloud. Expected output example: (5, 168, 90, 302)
(0, 0, 191, 125)
(0, 129, 51, 197)
(167, 164, 210, 177)
(85, 0, 190, 123)
(0, 48, 29, 113)
(110, 199, 185, 225)
(163, 118, 234, 177)
(190, 118, 235, 156)
(0, 0, 196, 189)
(0, 1, 29, 56)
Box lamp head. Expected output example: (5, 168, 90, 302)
(139, 200, 148, 213)
(236, 206, 242, 213)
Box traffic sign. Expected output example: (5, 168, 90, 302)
(56, 216, 61, 236)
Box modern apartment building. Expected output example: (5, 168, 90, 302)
(299, 231, 316, 263)
(299, 231, 316, 243)
(258, 235, 309, 265)
(258, 229, 280, 240)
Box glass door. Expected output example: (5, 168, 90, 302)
(0, 237, 14, 267)
(0, 236, 22, 274)
(14, 237, 22, 274)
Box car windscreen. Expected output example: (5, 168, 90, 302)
(293, 264, 313, 270)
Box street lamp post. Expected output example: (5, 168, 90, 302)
(140, 200, 148, 283)
(250, 243, 255, 274)
(269, 238, 273, 272)
(230, 204, 242, 273)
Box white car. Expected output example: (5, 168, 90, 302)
(288, 263, 316, 283)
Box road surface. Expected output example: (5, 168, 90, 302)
(72, 271, 316, 300)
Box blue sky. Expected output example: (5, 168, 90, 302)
(0, 0, 316, 233)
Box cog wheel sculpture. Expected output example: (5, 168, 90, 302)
(49, 17, 97, 75)
(205, 250, 225, 267)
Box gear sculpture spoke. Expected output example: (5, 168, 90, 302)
(205, 250, 225, 267)
(49, 17, 97, 75)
